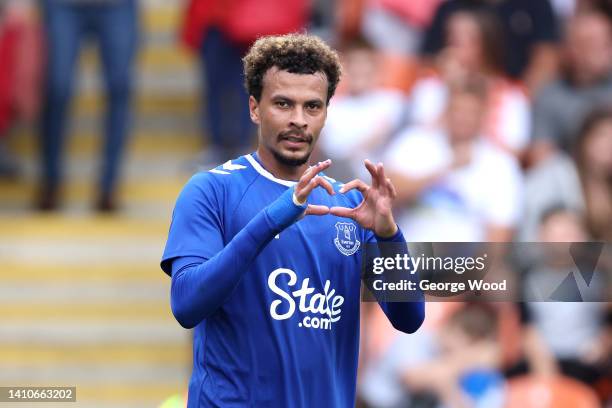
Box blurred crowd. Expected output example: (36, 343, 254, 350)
(1, 0, 611, 406)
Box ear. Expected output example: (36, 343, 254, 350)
(249, 95, 260, 125)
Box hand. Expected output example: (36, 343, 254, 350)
(293, 159, 335, 216)
(330, 160, 398, 238)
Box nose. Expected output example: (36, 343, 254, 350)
(289, 107, 307, 129)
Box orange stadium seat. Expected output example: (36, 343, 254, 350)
(505, 375, 600, 408)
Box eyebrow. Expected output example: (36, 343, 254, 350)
(271, 95, 324, 105)
(305, 99, 324, 106)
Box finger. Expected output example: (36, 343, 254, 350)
(305, 204, 330, 216)
(378, 163, 397, 198)
(378, 162, 386, 183)
(376, 162, 387, 189)
(318, 176, 335, 196)
(377, 163, 391, 195)
(297, 159, 332, 190)
(339, 179, 369, 194)
(386, 177, 398, 199)
(329, 206, 355, 219)
(297, 165, 319, 190)
(364, 159, 379, 188)
(296, 176, 331, 202)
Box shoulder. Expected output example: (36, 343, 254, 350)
(535, 79, 567, 102)
(411, 75, 444, 95)
(477, 140, 521, 172)
(176, 155, 259, 206)
(494, 79, 529, 102)
(390, 126, 445, 155)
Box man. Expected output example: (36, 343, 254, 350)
(422, 0, 560, 92)
(530, 10, 612, 163)
(319, 35, 406, 182)
(386, 78, 523, 242)
(180, 0, 310, 164)
(161, 34, 424, 407)
(37, 0, 139, 211)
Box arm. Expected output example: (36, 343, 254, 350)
(522, 44, 559, 94)
(169, 161, 335, 329)
(170, 208, 287, 328)
(523, 324, 559, 376)
(389, 169, 447, 204)
(374, 228, 425, 334)
(331, 159, 425, 334)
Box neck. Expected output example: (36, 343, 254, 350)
(256, 146, 310, 181)
(449, 135, 475, 148)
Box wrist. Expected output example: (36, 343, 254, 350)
(375, 222, 399, 239)
(265, 187, 307, 232)
(292, 192, 306, 206)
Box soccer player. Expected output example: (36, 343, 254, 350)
(161, 34, 425, 407)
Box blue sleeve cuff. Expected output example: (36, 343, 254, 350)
(374, 225, 404, 242)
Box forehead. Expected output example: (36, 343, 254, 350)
(261, 67, 328, 101)
(570, 15, 612, 40)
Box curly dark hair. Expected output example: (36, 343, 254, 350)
(243, 33, 342, 103)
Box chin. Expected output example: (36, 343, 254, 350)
(273, 148, 311, 167)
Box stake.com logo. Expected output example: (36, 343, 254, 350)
(267, 268, 344, 330)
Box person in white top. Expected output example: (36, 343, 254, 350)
(386, 77, 523, 242)
(409, 9, 531, 157)
(320, 36, 406, 181)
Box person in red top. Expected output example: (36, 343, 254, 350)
(180, 0, 310, 165)
(0, 1, 41, 178)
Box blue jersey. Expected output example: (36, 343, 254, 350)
(161, 153, 422, 407)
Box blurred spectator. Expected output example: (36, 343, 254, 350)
(522, 107, 612, 241)
(579, 0, 612, 20)
(37, 0, 139, 212)
(574, 108, 612, 241)
(516, 207, 610, 401)
(180, 0, 310, 166)
(386, 78, 523, 242)
(319, 36, 406, 181)
(409, 9, 531, 156)
(550, 0, 577, 21)
(0, 0, 42, 178)
(530, 10, 612, 163)
(404, 303, 504, 408)
(422, 0, 560, 93)
(360, 303, 504, 408)
(361, 0, 441, 55)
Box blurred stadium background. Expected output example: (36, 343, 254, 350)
(0, 0, 194, 406)
(0, 0, 610, 407)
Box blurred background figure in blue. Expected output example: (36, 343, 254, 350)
(180, 0, 310, 166)
(360, 302, 505, 408)
(37, 0, 139, 212)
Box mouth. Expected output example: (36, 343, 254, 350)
(279, 132, 312, 149)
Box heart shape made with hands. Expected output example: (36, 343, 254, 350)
(295, 159, 398, 238)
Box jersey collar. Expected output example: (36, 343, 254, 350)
(246, 153, 297, 187)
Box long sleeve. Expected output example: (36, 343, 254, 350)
(169, 209, 280, 328)
(164, 178, 306, 329)
(373, 228, 425, 334)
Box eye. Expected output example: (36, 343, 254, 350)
(276, 100, 289, 108)
(306, 102, 322, 111)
